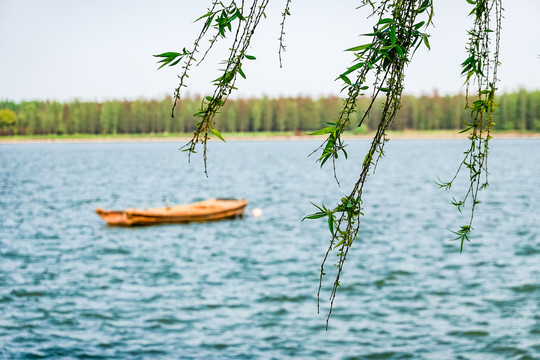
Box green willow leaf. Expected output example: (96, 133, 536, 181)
(417, 0, 431, 13)
(211, 127, 226, 142)
(302, 212, 327, 221)
(333, 239, 345, 249)
(194, 11, 213, 22)
(309, 126, 335, 136)
(414, 21, 426, 29)
(153, 52, 181, 58)
(345, 44, 371, 52)
(339, 74, 352, 85)
(340, 62, 365, 77)
(319, 154, 331, 167)
(422, 34, 431, 50)
(377, 18, 394, 25)
(169, 58, 182, 67)
(395, 45, 405, 58)
(238, 66, 246, 79)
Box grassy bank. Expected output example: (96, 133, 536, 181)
(1, 130, 538, 143)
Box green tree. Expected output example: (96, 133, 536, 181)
(132, 100, 147, 134)
(0, 109, 17, 130)
(121, 101, 133, 134)
(221, 100, 238, 132)
(273, 97, 286, 132)
(298, 97, 320, 132)
(530, 91, 540, 132)
(261, 97, 274, 132)
(499, 92, 518, 131)
(284, 98, 299, 132)
(516, 89, 528, 132)
(40, 101, 63, 135)
(83, 102, 100, 134)
(237, 99, 249, 132)
(101, 101, 121, 134)
(175, 98, 199, 133)
(62, 104, 72, 135)
(69, 100, 83, 134)
(159, 97, 174, 133)
(17, 101, 40, 135)
(248, 98, 263, 132)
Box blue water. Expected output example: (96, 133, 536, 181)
(0, 139, 539, 359)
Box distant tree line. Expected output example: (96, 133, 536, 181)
(0, 89, 539, 136)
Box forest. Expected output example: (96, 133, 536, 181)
(0, 89, 539, 136)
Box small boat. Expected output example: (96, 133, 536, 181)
(95, 198, 248, 226)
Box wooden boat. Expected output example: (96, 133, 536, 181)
(95, 198, 248, 226)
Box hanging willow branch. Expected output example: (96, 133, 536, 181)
(278, 0, 292, 68)
(435, 0, 503, 252)
(154, 0, 270, 174)
(156, 0, 502, 329)
(304, 0, 434, 330)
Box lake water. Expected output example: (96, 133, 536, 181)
(0, 139, 539, 359)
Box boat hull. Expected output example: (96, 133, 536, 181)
(95, 198, 248, 226)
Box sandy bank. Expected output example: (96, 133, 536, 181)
(1, 131, 538, 144)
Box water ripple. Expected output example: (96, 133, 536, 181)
(0, 140, 539, 359)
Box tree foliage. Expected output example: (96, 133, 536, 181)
(2, 90, 539, 136)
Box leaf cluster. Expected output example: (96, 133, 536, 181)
(305, 0, 434, 329)
(155, 1, 271, 174)
(311, 0, 433, 180)
(439, 0, 502, 251)
(153, 49, 191, 70)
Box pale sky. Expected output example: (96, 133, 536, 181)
(0, 0, 539, 102)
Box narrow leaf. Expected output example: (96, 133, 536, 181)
(328, 216, 334, 235)
(238, 66, 246, 79)
(333, 239, 345, 249)
(339, 74, 351, 85)
(153, 52, 181, 58)
(423, 34, 431, 50)
(323, 122, 337, 127)
(340, 62, 365, 77)
(309, 126, 335, 136)
(395, 45, 405, 58)
(195, 12, 213, 22)
(377, 18, 394, 25)
(345, 44, 371, 52)
(414, 21, 426, 29)
(302, 212, 326, 221)
(211, 128, 226, 142)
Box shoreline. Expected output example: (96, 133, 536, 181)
(1, 131, 538, 144)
